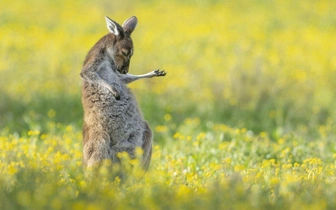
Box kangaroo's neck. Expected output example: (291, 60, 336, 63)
(83, 34, 115, 69)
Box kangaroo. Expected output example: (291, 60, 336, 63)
(80, 16, 166, 170)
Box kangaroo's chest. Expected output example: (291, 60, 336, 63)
(98, 60, 119, 84)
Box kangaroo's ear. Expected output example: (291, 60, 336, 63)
(122, 16, 138, 36)
(105, 16, 124, 37)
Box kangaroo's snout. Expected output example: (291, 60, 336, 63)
(122, 68, 129, 74)
(120, 61, 130, 74)
(115, 62, 129, 74)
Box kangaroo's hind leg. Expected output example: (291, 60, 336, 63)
(142, 121, 153, 170)
(83, 128, 112, 168)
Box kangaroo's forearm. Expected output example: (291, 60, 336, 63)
(118, 69, 166, 84)
(118, 73, 152, 84)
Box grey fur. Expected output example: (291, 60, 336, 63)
(80, 16, 166, 169)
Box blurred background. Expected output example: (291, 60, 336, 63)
(1, 0, 336, 140)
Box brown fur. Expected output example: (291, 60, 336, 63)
(80, 16, 166, 170)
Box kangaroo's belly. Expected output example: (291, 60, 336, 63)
(82, 81, 144, 144)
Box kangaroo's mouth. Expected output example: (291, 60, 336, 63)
(117, 66, 128, 74)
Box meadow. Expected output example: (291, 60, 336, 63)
(1, 0, 336, 209)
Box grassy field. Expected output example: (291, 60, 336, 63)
(1, 0, 336, 209)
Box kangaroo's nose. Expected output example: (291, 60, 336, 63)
(122, 67, 129, 74)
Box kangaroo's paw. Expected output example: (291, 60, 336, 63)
(108, 90, 120, 100)
(108, 85, 121, 100)
(109, 88, 120, 100)
(154, 69, 167, 77)
(114, 93, 121, 100)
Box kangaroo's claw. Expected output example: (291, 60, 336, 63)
(107, 85, 121, 100)
(115, 94, 120, 100)
(110, 89, 120, 100)
(154, 69, 167, 77)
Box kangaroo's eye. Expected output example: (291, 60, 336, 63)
(121, 49, 128, 56)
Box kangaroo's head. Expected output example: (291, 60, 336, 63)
(105, 16, 137, 74)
